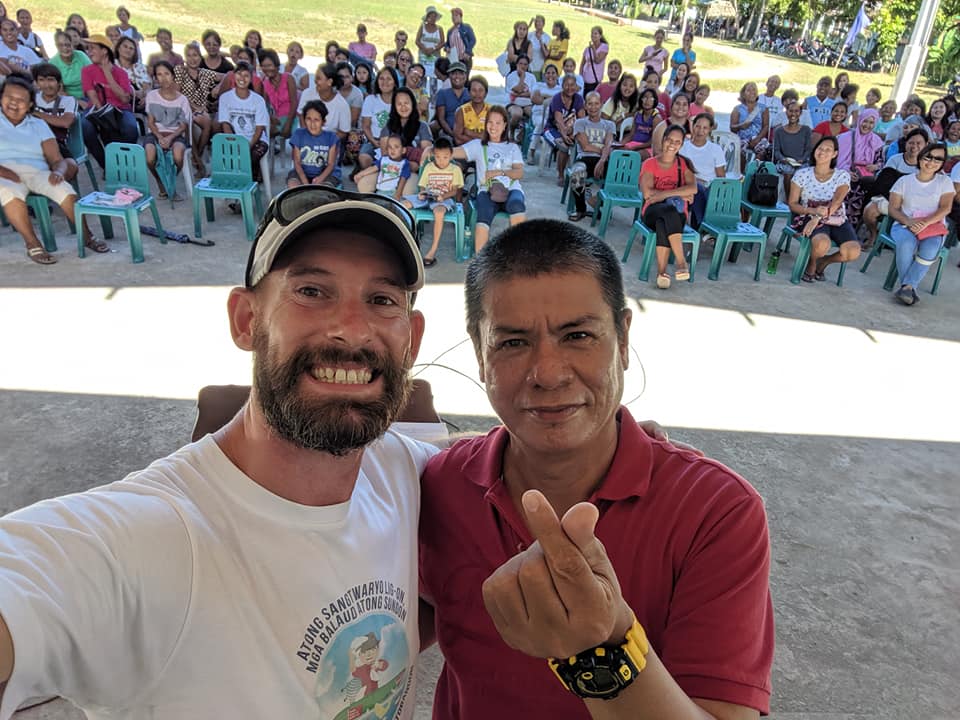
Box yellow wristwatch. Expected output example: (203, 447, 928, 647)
(548, 616, 649, 700)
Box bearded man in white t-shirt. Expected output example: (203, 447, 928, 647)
(0, 189, 435, 720)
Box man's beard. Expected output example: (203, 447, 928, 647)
(252, 327, 412, 456)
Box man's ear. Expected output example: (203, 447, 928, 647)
(227, 287, 257, 351)
(619, 308, 633, 370)
(408, 308, 426, 366)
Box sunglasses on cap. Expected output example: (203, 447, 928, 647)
(246, 186, 421, 289)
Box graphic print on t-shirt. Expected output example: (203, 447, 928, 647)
(228, 107, 257, 136)
(296, 579, 412, 719)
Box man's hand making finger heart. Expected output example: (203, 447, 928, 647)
(481, 489, 634, 660)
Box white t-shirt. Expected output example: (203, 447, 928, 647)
(217, 89, 270, 141)
(884, 153, 919, 175)
(949, 162, 960, 184)
(361, 94, 392, 143)
(505, 71, 534, 108)
(34, 92, 78, 116)
(0, 432, 435, 720)
(297, 88, 352, 134)
(527, 31, 549, 73)
(791, 166, 851, 205)
(0, 41, 41, 70)
(463, 138, 524, 194)
(890, 172, 955, 217)
(681, 138, 727, 182)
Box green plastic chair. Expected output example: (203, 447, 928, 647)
(700, 178, 767, 281)
(67, 114, 99, 193)
(776, 218, 848, 286)
(862, 216, 950, 295)
(75, 143, 164, 264)
(412, 201, 469, 263)
(740, 160, 790, 236)
(592, 150, 643, 239)
(193, 134, 264, 242)
(465, 195, 508, 261)
(0, 194, 59, 251)
(624, 216, 701, 283)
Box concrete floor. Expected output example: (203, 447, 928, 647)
(1, 150, 958, 719)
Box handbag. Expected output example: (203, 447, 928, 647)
(663, 158, 687, 214)
(747, 166, 779, 206)
(791, 199, 845, 231)
(483, 146, 510, 202)
(915, 219, 948, 240)
(87, 84, 123, 139)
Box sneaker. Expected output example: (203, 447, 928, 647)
(894, 285, 915, 305)
(911, 288, 920, 304)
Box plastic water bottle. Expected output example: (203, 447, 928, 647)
(766, 250, 781, 275)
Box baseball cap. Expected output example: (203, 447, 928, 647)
(448, 62, 467, 74)
(245, 187, 424, 291)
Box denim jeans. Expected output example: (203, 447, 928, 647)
(474, 189, 525, 226)
(891, 222, 944, 289)
(81, 109, 139, 168)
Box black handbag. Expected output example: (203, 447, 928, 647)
(748, 166, 779, 206)
(86, 84, 123, 139)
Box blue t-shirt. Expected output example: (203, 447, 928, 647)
(670, 48, 696, 80)
(289, 127, 340, 180)
(805, 96, 836, 127)
(434, 87, 470, 131)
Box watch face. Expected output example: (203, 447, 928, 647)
(575, 666, 620, 697)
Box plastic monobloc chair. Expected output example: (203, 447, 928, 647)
(193, 134, 264, 242)
(75, 143, 164, 263)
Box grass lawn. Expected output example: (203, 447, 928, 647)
(26, 0, 945, 104)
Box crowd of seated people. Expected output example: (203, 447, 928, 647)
(0, 7, 957, 299)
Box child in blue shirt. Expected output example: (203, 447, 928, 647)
(287, 100, 340, 187)
(353, 134, 411, 199)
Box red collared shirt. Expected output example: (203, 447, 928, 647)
(419, 406, 773, 718)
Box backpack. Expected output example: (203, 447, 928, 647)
(747, 166, 779, 206)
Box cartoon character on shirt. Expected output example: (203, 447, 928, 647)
(346, 632, 388, 701)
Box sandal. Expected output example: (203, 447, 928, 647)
(84, 236, 109, 253)
(801, 272, 815, 283)
(674, 265, 690, 282)
(656, 273, 671, 289)
(422, 256, 437, 267)
(27, 246, 57, 264)
(567, 212, 586, 222)
(157, 188, 168, 200)
(814, 271, 826, 281)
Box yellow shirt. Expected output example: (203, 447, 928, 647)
(545, 39, 570, 68)
(460, 102, 490, 135)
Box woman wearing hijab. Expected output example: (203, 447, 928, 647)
(836, 108, 883, 226)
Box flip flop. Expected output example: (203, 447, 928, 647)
(422, 256, 437, 267)
(675, 266, 690, 282)
(656, 273, 671, 289)
(84, 236, 109, 253)
(27, 246, 57, 264)
(801, 272, 815, 283)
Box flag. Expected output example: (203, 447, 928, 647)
(844, 4, 871, 48)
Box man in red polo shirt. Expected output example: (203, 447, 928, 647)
(419, 219, 773, 719)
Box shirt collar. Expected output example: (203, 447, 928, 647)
(460, 406, 654, 502)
